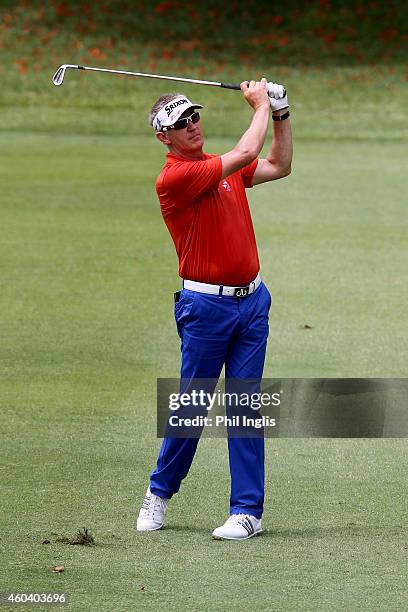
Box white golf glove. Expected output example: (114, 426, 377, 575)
(267, 82, 289, 112)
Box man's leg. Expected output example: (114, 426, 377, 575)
(150, 290, 237, 499)
(225, 283, 271, 519)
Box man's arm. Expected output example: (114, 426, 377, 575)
(220, 79, 270, 180)
(251, 106, 293, 185)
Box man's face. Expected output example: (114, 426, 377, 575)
(157, 107, 204, 158)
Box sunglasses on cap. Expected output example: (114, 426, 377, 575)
(162, 111, 200, 132)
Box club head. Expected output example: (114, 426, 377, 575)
(52, 65, 67, 86)
(52, 64, 78, 86)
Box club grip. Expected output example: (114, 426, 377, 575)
(221, 82, 287, 97)
(220, 82, 242, 90)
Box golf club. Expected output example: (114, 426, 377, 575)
(52, 64, 286, 97)
(52, 63, 242, 90)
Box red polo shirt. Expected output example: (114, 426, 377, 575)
(156, 152, 260, 286)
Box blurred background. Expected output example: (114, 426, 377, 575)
(0, 0, 407, 138)
(1, 2, 408, 610)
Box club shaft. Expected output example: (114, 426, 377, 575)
(71, 65, 241, 90)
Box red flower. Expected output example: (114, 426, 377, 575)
(155, 1, 172, 13)
(277, 35, 289, 48)
(41, 31, 56, 45)
(379, 29, 399, 42)
(15, 58, 28, 74)
(55, 2, 70, 18)
(89, 48, 107, 60)
(273, 15, 283, 26)
(264, 33, 276, 42)
(323, 33, 336, 46)
(179, 40, 198, 51)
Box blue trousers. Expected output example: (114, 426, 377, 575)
(150, 282, 272, 518)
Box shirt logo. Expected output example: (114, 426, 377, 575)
(221, 179, 232, 192)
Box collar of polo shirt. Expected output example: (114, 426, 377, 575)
(153, 96, 203, 132)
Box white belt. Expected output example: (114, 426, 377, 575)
(183, 273, 261, 297)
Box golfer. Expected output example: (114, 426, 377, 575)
(137, 78, 293, 539)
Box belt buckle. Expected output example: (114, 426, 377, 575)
(234, 285, 250, 297)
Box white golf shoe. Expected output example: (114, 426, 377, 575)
(136, 487, 168, 532)
(212, 514, 262, 540)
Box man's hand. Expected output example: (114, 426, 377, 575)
(267, 82, 289, 112)
(240, 78, 270, 111)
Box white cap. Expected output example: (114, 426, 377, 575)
(152, 95, 203, 131)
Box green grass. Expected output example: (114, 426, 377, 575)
(1, 6, 407, 610)
(0, 126, 407, 611)
(2, 431, 408, 611)
(1, 64, 407, 143)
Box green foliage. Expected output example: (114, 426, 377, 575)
(1, 0, 407, 68)
(1, 2, 407, 141)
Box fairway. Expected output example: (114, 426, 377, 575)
(1, 130, 407, 610)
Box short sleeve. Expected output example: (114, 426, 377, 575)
(240, 158, 259, 188)
(161, 156, 222, 206)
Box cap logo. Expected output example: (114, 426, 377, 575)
(164, 98, 188, 116)
(152, 96, 202, 131)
